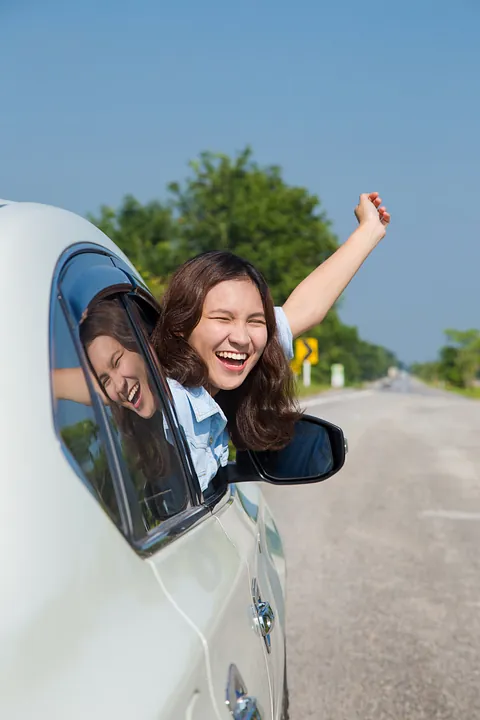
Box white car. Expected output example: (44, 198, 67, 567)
(0, 200, 346, 720)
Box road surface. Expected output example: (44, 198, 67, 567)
(263, 375, 480, 719)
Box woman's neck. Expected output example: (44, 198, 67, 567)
(205, 383, 219, 397)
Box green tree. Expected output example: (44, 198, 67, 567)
(412, 328, 480, 388)
(438, 345, 462, 386)
(443, 328, 480, 387)
(169, 147, 339, 303)
(88, 194, 180, 285)
(410, 361, 440, 382)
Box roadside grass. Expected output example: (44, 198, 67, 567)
(294, 379, 366, 398)
(446, 385, 480, 400)
(420, 379, 480, 400)
(295, 380, 331, 398)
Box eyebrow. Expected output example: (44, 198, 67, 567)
(208, 309, 266, 319)
(247, 312, 266, 320)
(208, 309, 234, 316)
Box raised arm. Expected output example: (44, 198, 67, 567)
(282, 192, 390, 339)
(52, 366, 106, 405)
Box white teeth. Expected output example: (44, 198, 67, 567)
(128, 382, 139, 402)
(216, 351, 248, 360)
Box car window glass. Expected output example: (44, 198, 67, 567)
(77, 294, 192, 535)
(51, 300, 121, 527)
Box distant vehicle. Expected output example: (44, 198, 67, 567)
(0, 200, 347, 720)
(387, 366, 399, 380)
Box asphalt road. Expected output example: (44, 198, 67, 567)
(263, 375, 480, 719)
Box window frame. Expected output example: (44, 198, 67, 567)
(49, 243, 217, 556)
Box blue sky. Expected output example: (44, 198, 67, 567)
(2, 0, 479, 363)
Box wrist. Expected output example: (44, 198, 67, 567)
(357, 218, 385, 245)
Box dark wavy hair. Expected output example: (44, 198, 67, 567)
(152, 251, 302, 451)
(79, 296, 170, 483)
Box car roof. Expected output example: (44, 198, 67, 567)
(0, 199, 134, 272)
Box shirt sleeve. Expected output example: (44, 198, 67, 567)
(274, 306, 294, 360)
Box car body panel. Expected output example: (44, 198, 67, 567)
(152, 495, 273, 719)
(215, 484, 287, 718)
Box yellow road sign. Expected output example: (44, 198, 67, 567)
(294, 337, 318, 365)
(290, 359, 302, 375)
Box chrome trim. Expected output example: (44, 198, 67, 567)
(256, 601, 275, 653)
(210, 483, 234, 515)
(134, 505, 211, 558)
(225, 664, 263, 719)
(252, 578, 275, 654)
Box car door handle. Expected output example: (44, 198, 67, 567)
(256, 601, 275, 640)
(252, 579, 275, 653)
(226, 664, 263, 719)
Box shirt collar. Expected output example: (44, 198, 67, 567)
(182, 385, 227, 423)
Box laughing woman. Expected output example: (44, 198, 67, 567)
(150, 191, 390, 489)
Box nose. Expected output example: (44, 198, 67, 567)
(228, 321, 250, 347)
(111, 370, 128, 400)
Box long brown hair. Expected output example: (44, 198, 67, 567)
(152, 251, 301, 450)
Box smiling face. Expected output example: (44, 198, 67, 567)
(188, 278, 269, 394)
(87, 335, 156, 419)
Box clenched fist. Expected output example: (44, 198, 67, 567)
(355, 192, 391, 242)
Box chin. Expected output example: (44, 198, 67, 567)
(214, 377, 245, 392)
(138, 406, 156, 420)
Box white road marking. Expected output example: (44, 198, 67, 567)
(420, 510, 480, 521)
(301, 389, 374, 409)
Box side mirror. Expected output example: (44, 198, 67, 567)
(234, 415, 347, 485)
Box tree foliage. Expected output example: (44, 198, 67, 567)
(169, 148, 338, 303)
(412, 328, 480, 388)
(88, 147, 398, 384)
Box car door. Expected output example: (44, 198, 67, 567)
(58, 245, 275, 719)
(213, 481, 287, 720)
(49, 272, 219, 720)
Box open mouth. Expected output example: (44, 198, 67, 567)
(127, 381, 142, 409)
(215, 351, 249, 371)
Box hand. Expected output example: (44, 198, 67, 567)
(354, 192, 391, 241)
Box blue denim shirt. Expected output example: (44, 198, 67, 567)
(166, 306, 294, 491)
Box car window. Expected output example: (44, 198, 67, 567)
(79, 294, 194, 533)
(51, 299, 122, 527)
(51, 292, 193, 539)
